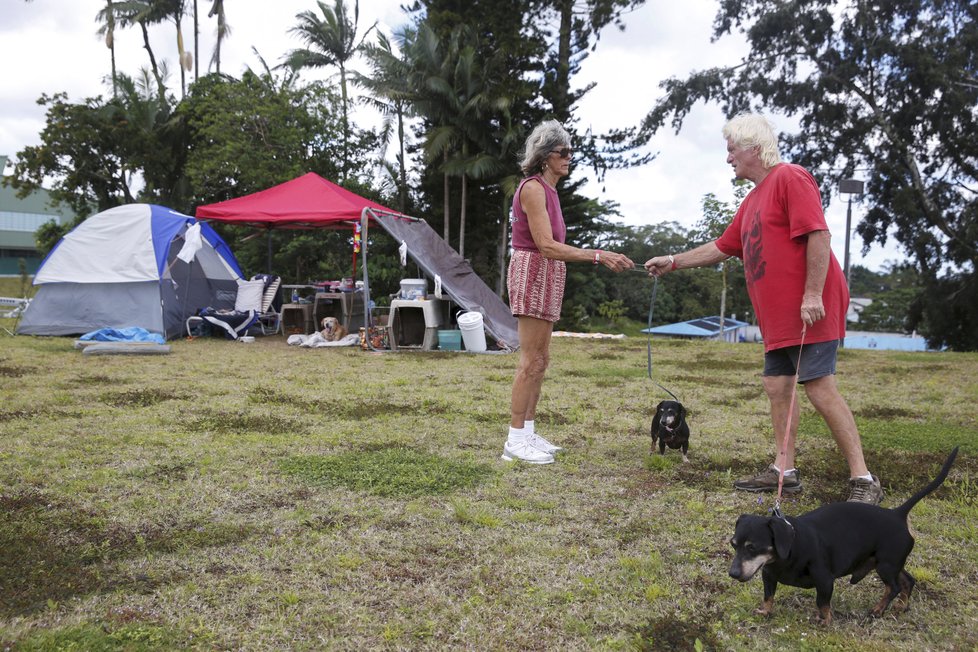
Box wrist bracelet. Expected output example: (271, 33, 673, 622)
(668, 254, 677, 271)
(593, 250, 601, 265)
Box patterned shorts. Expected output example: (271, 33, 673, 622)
(507, 249, 566, 322)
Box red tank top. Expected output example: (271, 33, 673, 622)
(511, 175, 566, 251)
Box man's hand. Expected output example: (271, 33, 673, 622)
(800, 292, 825, 326)
(644, 256, 673, 277)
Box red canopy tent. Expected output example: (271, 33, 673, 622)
(195, 172, 403, 228)
(195, 172, 519, 350)
(195, 172, 405, 277)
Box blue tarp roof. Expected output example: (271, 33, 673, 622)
(642, 315, 750, 337)
(843, 334, 930, 351)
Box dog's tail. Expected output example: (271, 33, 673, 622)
(894, 446, 959, 518)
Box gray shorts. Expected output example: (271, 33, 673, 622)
(763, 339, 840, 383)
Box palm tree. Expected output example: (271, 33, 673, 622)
(207, 0, 230, 74)
(106, 0, 172, 101)
(95, 0, 119, 98)
(170, 0, 192, 97)
(285, 0, 375, 182)
(192, 0, 198, 81)
(403, 24, 455, 244)
(415, 25, 501, 259)
(356, 29, 414, 213)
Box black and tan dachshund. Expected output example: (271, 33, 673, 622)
(728, 447, 959, 625)
(651, 399, 690, 463)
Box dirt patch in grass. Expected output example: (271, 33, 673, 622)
(630, 447, 976, 508)
(591, 351, 624, 360)
(0, 490, 104, 616)
(0, 489, 257, 618)
(249, 386, 451, 419)
(129, 460, 194, 482)
(0, 362, 31, 378)
(854, 404, 918, 420)
(100, 388, 189, 408)
(534, 411, 572, 427)
(185, 409, 308, 436)
(0, 407, 45, 420)
(1, 493, 233, 616)
(630, 613, 721, 650)
(64, 373, 115, 386)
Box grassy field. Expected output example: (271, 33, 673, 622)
(1, 306, 976, 650)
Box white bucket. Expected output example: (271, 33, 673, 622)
(456, 311, 487, 352)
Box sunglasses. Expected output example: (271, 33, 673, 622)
(550, 147, 573, 159)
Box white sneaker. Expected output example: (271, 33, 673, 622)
(501, 439, 554, 464)
(528, 432, 563, 454)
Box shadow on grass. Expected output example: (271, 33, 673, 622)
(0, 490, 255, 619)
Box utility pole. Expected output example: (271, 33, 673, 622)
(839, 179, 865, 288)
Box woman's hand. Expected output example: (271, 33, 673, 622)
(600, 251, 635, 272)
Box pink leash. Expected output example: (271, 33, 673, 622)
(774, 324, 807, 517)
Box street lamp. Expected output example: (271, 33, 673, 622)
(839, 178, 864, 288)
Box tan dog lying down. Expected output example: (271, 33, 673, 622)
(320, 316, 348, 342)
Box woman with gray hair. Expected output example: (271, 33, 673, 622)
(502, 120, 635, 464)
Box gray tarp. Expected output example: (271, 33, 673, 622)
(372, 212, 519, 351)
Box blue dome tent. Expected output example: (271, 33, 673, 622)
(18, 204, 244, 339)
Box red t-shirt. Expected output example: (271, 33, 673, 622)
(715, 163, 848, 351)
(511, 176, 566, 251)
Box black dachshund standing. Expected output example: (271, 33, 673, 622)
(651, 399, 690, 463)
(729, 447, 959, 625)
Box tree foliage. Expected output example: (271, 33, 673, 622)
(637, 0, 978, 349)
(284, 0, 376, 182)
(7, 76, 176, 217)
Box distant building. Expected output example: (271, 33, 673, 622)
(847, 297, 872, 323)
(0, 155, 76, 276)
(642, 315, 751, 343)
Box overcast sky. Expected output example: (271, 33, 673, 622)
(0, 0, 904, 271)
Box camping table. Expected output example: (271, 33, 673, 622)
(281, 284, 319, 303)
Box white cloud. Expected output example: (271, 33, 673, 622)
(0, 0, 905, 271)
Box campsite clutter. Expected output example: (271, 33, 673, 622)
(71, 326, 172, 356)
(195, 173, 518, 352)
(16, 175, 516, 353)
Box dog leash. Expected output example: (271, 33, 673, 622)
(644, 275, 682, 403)
(773, 324, 807, 519)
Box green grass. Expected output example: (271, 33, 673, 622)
(279, 448, 495, 497)
(0, 326, 976, 650)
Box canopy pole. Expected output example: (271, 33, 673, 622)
(266, 227, 273, 275)
(360, 208, 372, 345)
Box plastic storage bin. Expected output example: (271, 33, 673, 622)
(438, 329, 461, 351)
(399, 278, 427, 300)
